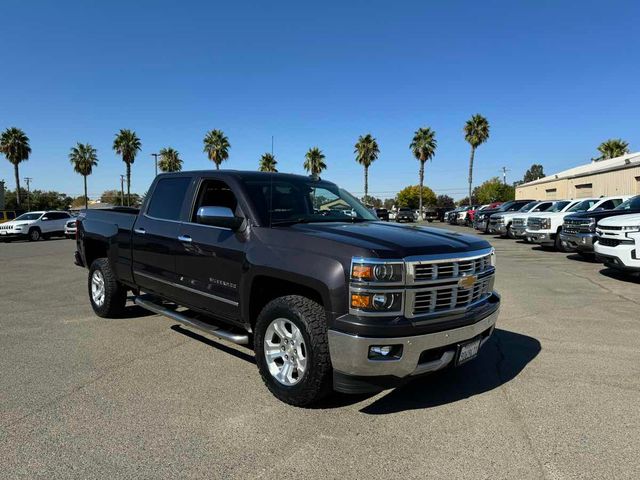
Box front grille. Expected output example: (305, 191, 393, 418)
(527, 218, 543, 230)
(489, 217, 501, 225)
(412, 254, 492, 281)
(599, 225, 622, 231)
(512, 218, 525, 228)
(564, 218, 592, 234)
(410, 275, 494, 316)
(598, 237, 622, 247)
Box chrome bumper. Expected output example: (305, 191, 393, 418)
(560, 232, 595, 251)
(328, 308, 499, 378)
(489, 224, 506, 234)
(512, 226, 527, 237)
(526, 231, 554, 245)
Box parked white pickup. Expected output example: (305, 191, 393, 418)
(595, 213, 640, 272)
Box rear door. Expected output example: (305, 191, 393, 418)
(131, 176, 193, 299)
(174, 178, 247, 322)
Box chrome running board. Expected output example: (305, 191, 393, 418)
(134, 296, 249, 345)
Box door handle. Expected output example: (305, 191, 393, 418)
(178, 235, 192, 243)
(134, 228, 146, 235)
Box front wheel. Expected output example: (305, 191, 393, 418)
(28, 228, 41, 242)
(254, 295, 332, 406)
(554, 230, 566, 252)
(507, 224, 516, 239)
(88, 258, 127, 317)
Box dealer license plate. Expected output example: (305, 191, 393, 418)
(456, 338, 481, 365)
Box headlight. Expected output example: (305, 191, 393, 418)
(350, 291, 403, 313)
(541, 218, 551, 229)
(622, 225, 640, 231)
(351, 259, 404, 283)
(587, 218, 596, 232)
(494, 216, 504, 222)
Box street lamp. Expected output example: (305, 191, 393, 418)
(151, 153, 159, 177)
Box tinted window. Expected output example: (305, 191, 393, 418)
(147, 177, 191, 221)
(615, 196, 640, 210)
(597, 200, 616, 210)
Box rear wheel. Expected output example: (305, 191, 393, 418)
(28, 228, 41, 242)
(254, 295, 332, 406)
(88, 258, 127, 317)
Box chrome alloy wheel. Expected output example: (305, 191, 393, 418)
(263, 318, 307, 386)
(91, 270, 106, 307)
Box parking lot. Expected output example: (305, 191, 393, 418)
(1, 225, 639, 479)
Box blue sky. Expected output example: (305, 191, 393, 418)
(1, 0, 639, 200)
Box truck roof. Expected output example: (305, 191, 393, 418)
(158, 170, 333, 184)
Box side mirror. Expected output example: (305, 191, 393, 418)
(196, 206, 243, 230)
(41, 216, 49, 221)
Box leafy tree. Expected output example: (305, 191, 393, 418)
(362, 195, 383, 208)
(354, 134, 379, 205)
(474, 177, 515, 204)
(158, 147, 183, 172)
(596, 139, 629, 160)
(4, 188, 72, 210)
(203, 129, 230, 170)
(396, 185, 436, 209)
(457, 195, 479, 206)
(436, 194, 455, 210)
(383, 198, 395, 210)
(523, 164, 545, 183)
(304, 147, 326, 175)
(113, 129, 142, 205)
(0, 127, 31, 208)
(464, 114, 490, 206)
(71, 196, 87, 209)
(410, 127, 437, 219)
(69, 143, 98, 209)
(100, 190, 122, 205)
(259, 153, 278, 172)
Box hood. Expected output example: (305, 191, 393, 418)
(564, 208, 640, 222)
(2, 219, 36, 227)
(599, 213, 640, 227)
(287, 221, 490, 257)
(528, 211, 568, 219)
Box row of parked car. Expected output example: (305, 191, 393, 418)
(443, 195, 640, 275)
(0, 210, 77, 241)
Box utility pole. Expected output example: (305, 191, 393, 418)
(151, 153, 159, 177)
(271, 136, 274, 155)
(500, 167, 510, 185)
(24, 177, 33, 211)
(120, 175, 125, 206)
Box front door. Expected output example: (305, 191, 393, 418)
(174, 178, 246, 323)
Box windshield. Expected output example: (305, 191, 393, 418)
(614, 195, 640, 211)
(547, 201, 570, 213)
(566, 199, 598, 212)
(496, 201, 516, 212)
(518, 201, 538, 212)
(14, 212, 43, 221)
(242, 177, 377, 226)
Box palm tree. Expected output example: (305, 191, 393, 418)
(464, 114, 490, 206)
(158, 147, 183, 172)
(112, 129, 142, 206)
(303, 147, 326, 176)
(0, 127, 31, 208)
(354, 134, 379, 205)
(597, 139, 629, 160)
(203, 129, 230, 170)
(69, 143, 98, 209)
(259, 153, 278, 172)
(410, 127, 437, 220)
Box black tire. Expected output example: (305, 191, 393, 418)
(254, 295, 332, 406)
(28, 228, 41, 242)
(88, 258, 127, 318)
(554, 229, 566, 252)
(506, 223, 515, 239)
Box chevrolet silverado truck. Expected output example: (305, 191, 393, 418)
(473, 200, 534, 233)
(560, 195, 637, 256)
(595, 213, 640, 273)
(525, 196, 624, 251)
(75, 171, 500, 406)
(489, 200, 555, 238)
(511, 200, 571, 239)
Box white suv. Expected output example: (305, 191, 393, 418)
(0, 211, 72, 242)
(595, 213, 640, 273)
(525, 196, 630, 250)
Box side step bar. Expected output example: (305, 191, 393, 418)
(134, 296, 250, 345)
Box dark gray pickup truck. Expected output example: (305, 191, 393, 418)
(75, 171, 500, 406)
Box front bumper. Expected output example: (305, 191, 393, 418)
(474, 219, 488, 231)
(526, 230, 554, 245)
(328, 306, 499, 381)
(512, 226, 527, 238)
(594, 242, 640, 272)
(489, 223, 506, 234)
(0, 231, 26, 240)
(560, 232, 595, 252)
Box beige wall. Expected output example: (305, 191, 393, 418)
(516, 165, 640, 200)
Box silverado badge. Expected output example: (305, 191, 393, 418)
(458, 275, 477, 289)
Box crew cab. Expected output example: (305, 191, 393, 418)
(74, 171, 501, 406)
(511, 200, 571, 239)
(489, 200, 555, 238)
(525, 196, 628, 251)
(560, 195, 636, 255)
(473, 200, 534, 233)
(594, 213, 640, 273)
(0, 210, 72, 242)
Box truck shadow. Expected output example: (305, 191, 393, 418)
(354, 328, 540, 414)
(598, 268, 640, 284)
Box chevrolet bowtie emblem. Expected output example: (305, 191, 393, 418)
(458, 275, 477, 289)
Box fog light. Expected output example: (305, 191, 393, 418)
(368, 345, 402, 360)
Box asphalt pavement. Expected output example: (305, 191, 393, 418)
(1, 225, 639, 479)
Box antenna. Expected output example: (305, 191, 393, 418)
(500, 166, 510, 185)
(24, 177, 33, 211)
